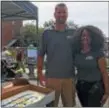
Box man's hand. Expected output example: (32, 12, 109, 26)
(37, 72, 46, 86)
(37, 56, 46, 86)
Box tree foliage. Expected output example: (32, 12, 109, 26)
(20, 23, 44, 46)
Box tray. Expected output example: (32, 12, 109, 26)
(1, 78, 55, 107)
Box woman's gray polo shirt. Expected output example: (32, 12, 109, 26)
(74, 51, 104, 82)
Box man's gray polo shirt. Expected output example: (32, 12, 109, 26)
(38, 25, 76, 78)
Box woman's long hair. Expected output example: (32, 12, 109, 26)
(72, 25, 105, 53)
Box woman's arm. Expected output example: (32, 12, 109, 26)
(98, 57, 109, 105)
(98, 57, 109, 95)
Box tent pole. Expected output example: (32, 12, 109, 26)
(36, 8, 38, 47)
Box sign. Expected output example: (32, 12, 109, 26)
(27, 46, 37, 64)
(27, 48, 37, 58)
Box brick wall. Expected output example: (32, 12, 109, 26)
(1, 21, 22, 49)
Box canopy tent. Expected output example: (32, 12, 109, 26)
(1, 1, 38, 21)
(1, 1, 39, 47)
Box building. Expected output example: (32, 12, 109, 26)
(1, 21, 22, 49)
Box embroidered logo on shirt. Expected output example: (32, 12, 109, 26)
(66, 35, 73, 39)
(85, 56, 94, 60)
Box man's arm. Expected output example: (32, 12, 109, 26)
(37, 31, 47, 85)
(37, 55, 44, 78)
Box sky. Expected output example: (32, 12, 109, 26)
(24, 1, 108, 37)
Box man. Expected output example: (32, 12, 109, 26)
(37, 3, 76, 107)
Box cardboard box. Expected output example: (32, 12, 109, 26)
(1, 78, 55, 107)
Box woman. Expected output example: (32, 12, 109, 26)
(73, 25, 109, 107)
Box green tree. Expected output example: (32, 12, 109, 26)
(67, 20, 79, 29)
(20, 23, 44, 46)
(43, 19, 54, 28)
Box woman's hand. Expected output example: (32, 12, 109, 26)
(100, 93, 109, 105)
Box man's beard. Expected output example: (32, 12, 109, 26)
(56, 19, 66, 24)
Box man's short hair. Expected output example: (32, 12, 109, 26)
(55, 3, 67, 10)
